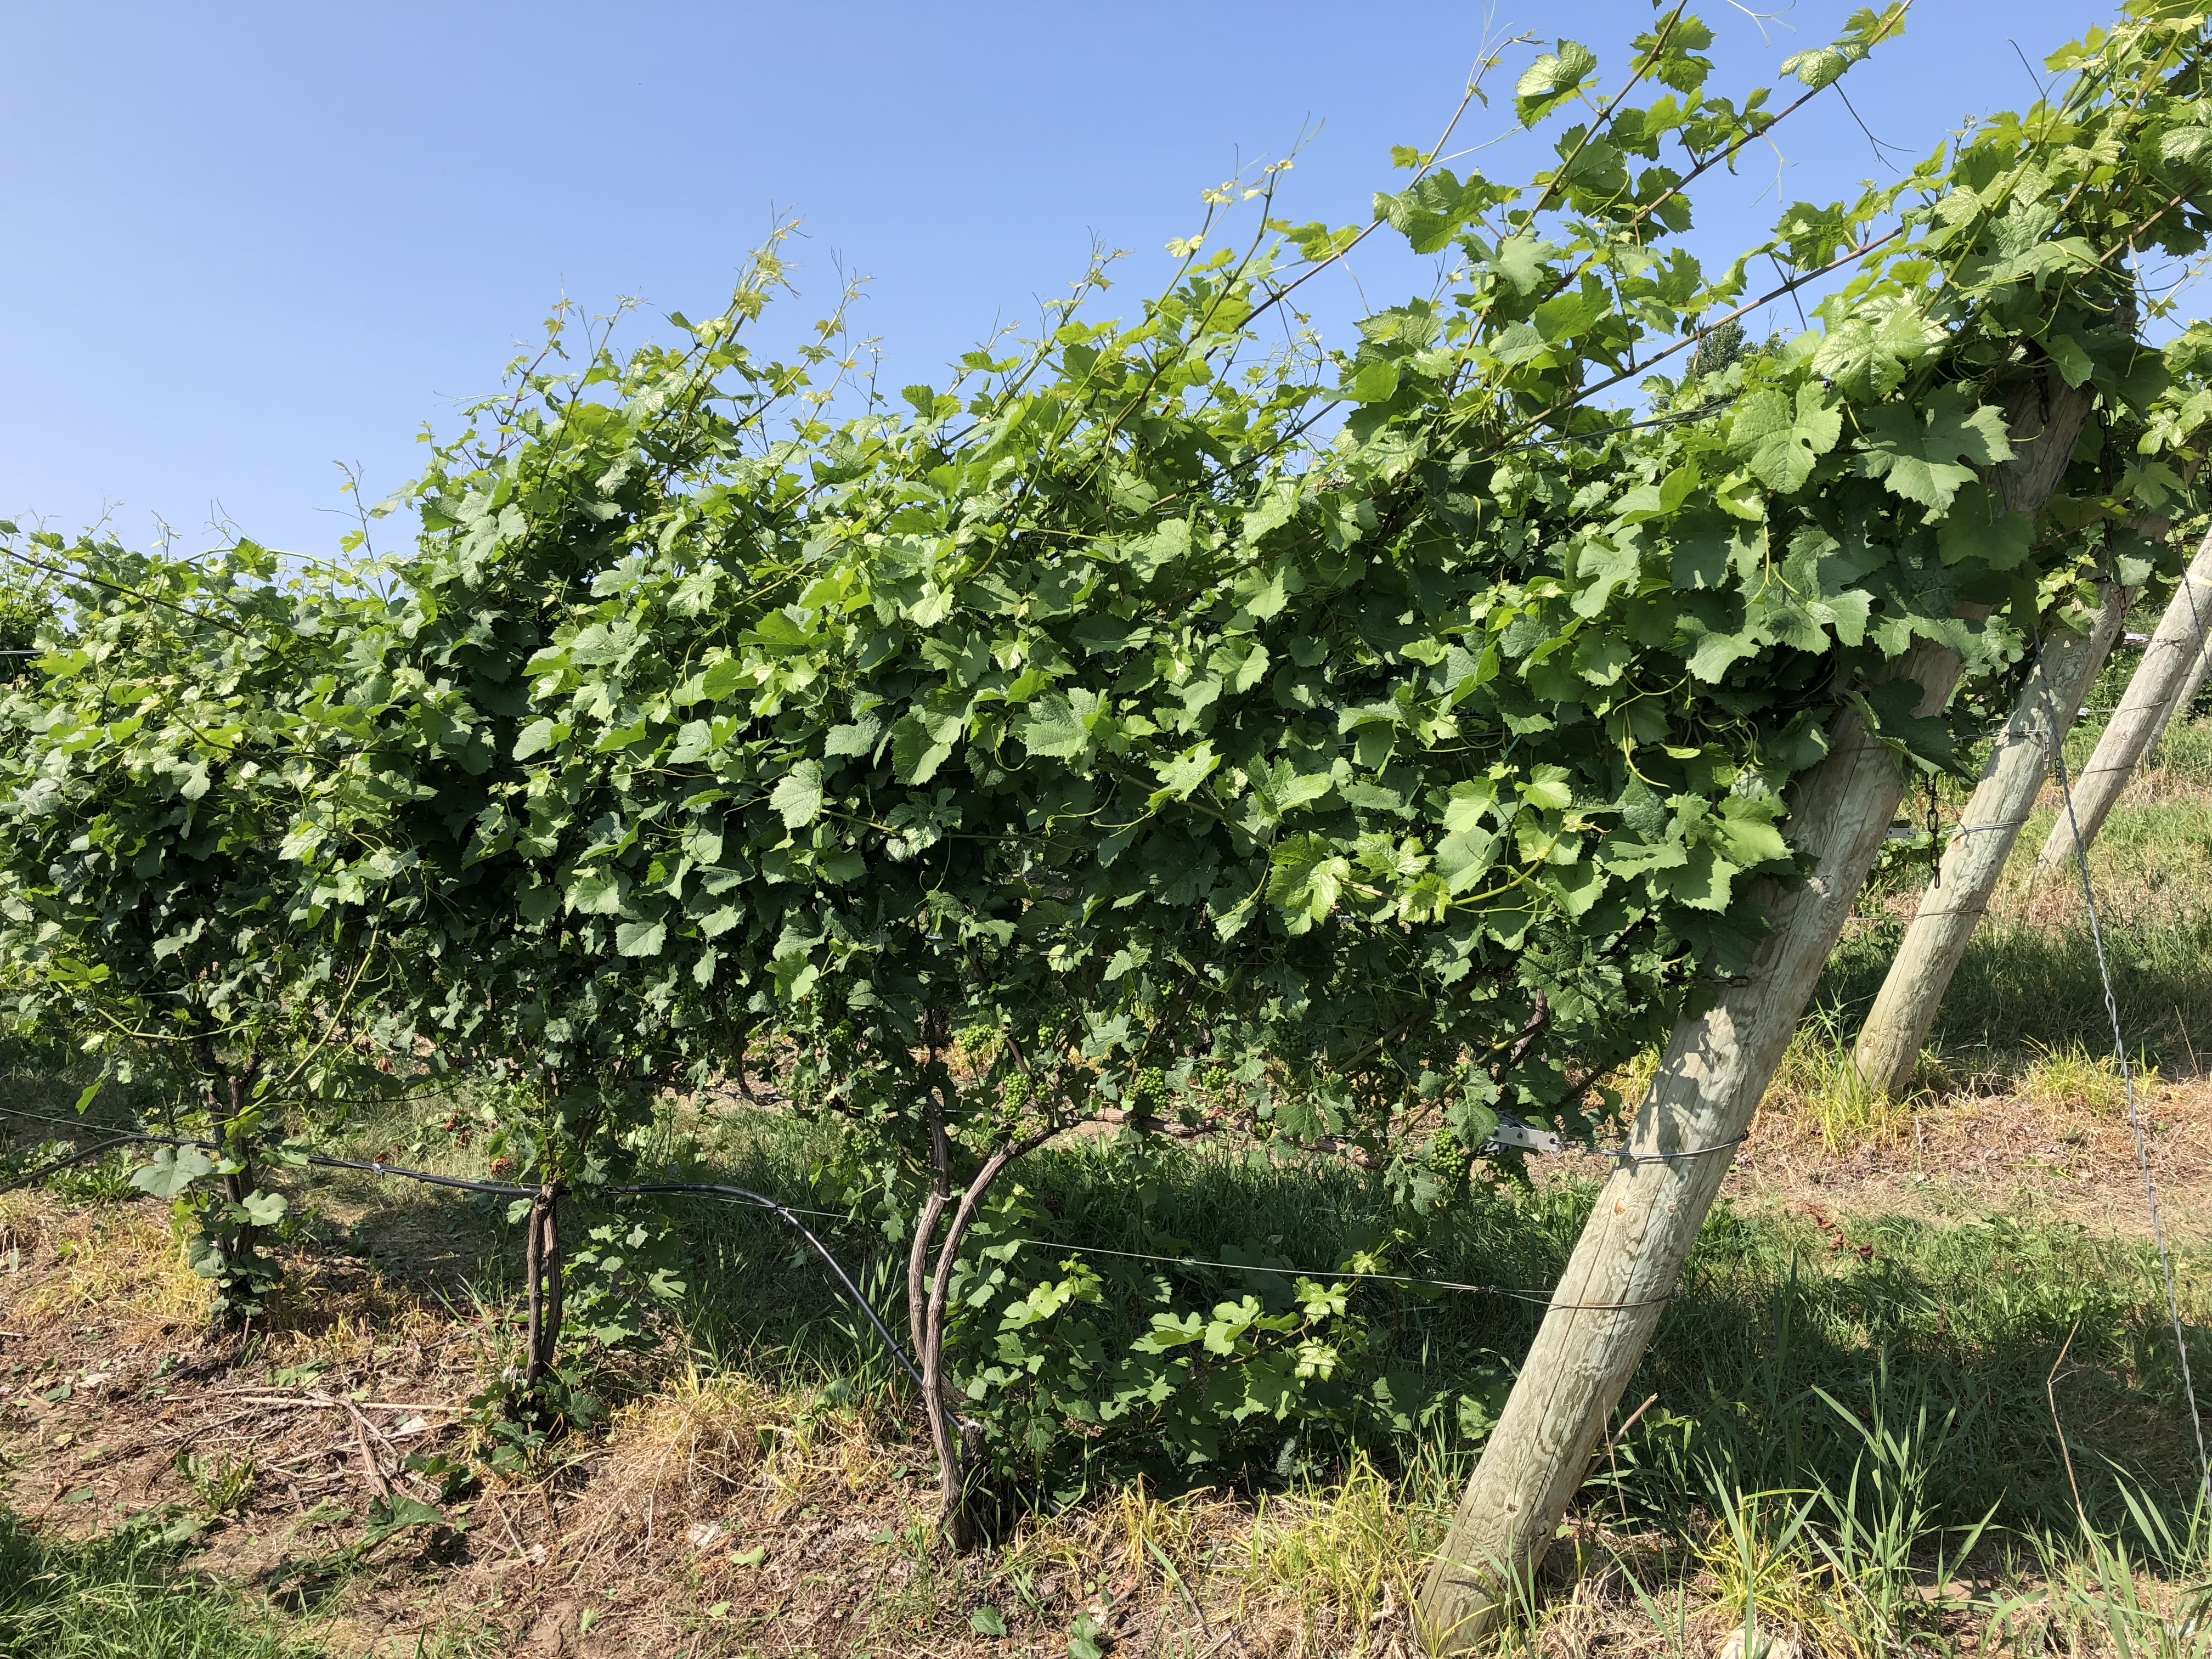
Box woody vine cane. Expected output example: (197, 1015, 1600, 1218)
(523, 1181, 563, 1388)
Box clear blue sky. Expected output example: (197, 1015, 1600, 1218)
(3, 2, 2106, 557)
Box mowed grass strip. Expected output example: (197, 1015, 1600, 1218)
(0, 1509, 325, 1659)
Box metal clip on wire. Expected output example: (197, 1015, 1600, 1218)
(1483, 1115, 1749, 1167)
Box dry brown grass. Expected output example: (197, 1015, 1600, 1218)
(0, 1187, 43, 1259)
(563, 1366, 897, 1558)
(1, 1195, 209, 1328)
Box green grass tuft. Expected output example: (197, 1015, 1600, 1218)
(0, 1510, 324, 1659)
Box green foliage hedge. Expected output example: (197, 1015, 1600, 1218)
(2, 0, 2210, 1487)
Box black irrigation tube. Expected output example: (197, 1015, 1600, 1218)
(297, 1153, 534, 1198)
(303, 1159, 928, 1393)
(2, 1132, 182, 1188)
(614, 1181, 927, 1395)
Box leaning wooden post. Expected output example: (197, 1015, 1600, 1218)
(1849, 582, 2131, 1099)
(2033, 531, 2212, 872)
(1414, 372, 2092, 1652)
(2139, 613, 2212, 761)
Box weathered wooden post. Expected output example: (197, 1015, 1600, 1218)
(2032, 532, 2212, 872)
(1414, 373, 2092, 1652)
(2139, 617, 2212, 761)
(1849, 582, 2131, 1099)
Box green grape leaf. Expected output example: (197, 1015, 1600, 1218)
(1572, 535, 1644, 618)
(1490, 233, 1557, 296)
(1812, 297, 1944, 399)
(131, 1146, 215, 1200)
(1018, 690, 1090, 758)
(1516, 40, 1599, 127)
(1857, 390, 2013, 516)
(1268, 834, 1351, 924)
(512, 718, 559, 760)
(891, 708, 962, 784)
(770, 760, 825, 829)
(1780, 47, 1852, 88)
(1730, 384, 1842, 494)
(241, 1188, 290, 1227)
(1150, 742, 1221, 805)
(1937, 482, 2036, 569)
(697, 657, 747, 702)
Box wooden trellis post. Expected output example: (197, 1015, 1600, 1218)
(1850, 582, 2131, 1099)
(1414, 373, 2092, 1652)
(2138, 615, 2212, 761)
(2033, 532, 2212, 872)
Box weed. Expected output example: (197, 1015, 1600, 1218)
(1240, 1453, 1420, 1636)
(177, 1449, 258, 1519)
(0, 1188, 39, 1259)
(46, 1153, 143, 1206)
(1696, 1477, 1825, 1657)
(1764, 1011, 1909, 1152)
(14, 1204, 209, 1326)
(1600, 1045, 1663, 1110)
(2019, 1041, 2158, 1119)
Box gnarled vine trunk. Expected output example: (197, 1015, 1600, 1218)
(191, 1029, 265, 1321)
(523, 1182, 562, 1386)
(901, 1017, 1056, 1548)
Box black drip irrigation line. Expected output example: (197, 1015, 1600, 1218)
(614, 1181, 926, 1395)
(2, 1132, 180, 1188)
(299, 1154, 528, 1198)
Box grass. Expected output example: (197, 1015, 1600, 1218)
(316, 1096, 2193, 1560)
(1764, 1010, 1912, 1152)
(1238, 1454, 1424, 1632)
(2018, 1041, 2154, 1119)
(0, 1508, 327, 1658)
(10, 1201, 208, 1324)
(1, 1131, 2207, 1653)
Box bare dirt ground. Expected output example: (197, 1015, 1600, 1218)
(1723, 1077, 2212, 1238)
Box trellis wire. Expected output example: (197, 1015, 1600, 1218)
(0, 1101, 1691, 1393)
(2030, 614, 2212, 1509)
(0, 1102, 927, 1395)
